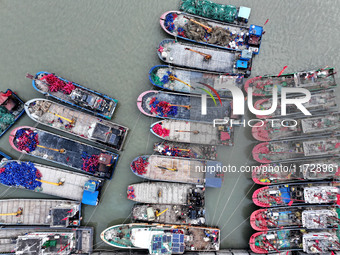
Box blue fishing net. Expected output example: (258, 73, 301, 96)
(0, 161, 42, 190)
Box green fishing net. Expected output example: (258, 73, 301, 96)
(0, 106, 15, 133)
(151, 72, 164, 86)
(180, 0, 237, 23)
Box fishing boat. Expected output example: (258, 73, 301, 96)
(245, 67, 337, 96)
(158, 39, 253, 76)
(250, 205, 340, 231)
(252, 181, 340, 207)
(149, 65, 244, 98)
(252, 157, 340, 185)
(253, 90, 337, 119)
(0, 226, 93, 254)
(0, 150, 11, 163)
(0, 160, 103, 206)
(27, 72, 118, 119)
(252, 113, 340, 141)
(249, 229, 340, 254)
(160, 11, 263, 53)
(0, 199, 81, 227)
(138, 90, 236, 123)
(252, 135, 340, 163)
(0, 89, 24, 138)
(9, 126, 119, 179)
(132, 204, 206, 225)
(127, 182, 205, 206)
(25, 98, 129, 151)
(151, 119, 234, 146)
(153, 141, 217, 160)
(101, 223, 220, 253)
(130, 155, 223, 187)
(180, 0, 251, 25)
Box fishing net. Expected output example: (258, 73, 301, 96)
(41, 73, 76, 94)
(81, 152, 99, 173)
(0, 106, 15, 133)
(131, 156, 149, 175)
(149, 97, 178, 117)
(14, 128, 39, 152)
(152, 123, 170, 137)
(164, 12, 245, 48)
(0, 161, 42, 190)
(180, 0, 237, 23)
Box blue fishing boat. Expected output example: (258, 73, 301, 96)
(0, 150, 11, 162)
(27, 72, 118, 119)
(137, 90, 236, 123)
(0, 89, 24, 138)
(149, 65, 244, 97)
(9, 126, 119, 179)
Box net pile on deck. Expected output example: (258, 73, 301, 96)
(0, 161, 42, 190)
(164, 12, 245, 48)
(14, 128, 39, 152)
(127, 185, 136, 199)
(149, 97, 178, 117)
(152, 123, 170, 137)
(81, 152, 99, 173)
(131, 156, 149, 175)
(41, 73, 76, 94)
(180, 0, 237, 23)
(0, 106, 15, 133)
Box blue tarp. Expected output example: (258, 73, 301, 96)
(205, 161, 222, 188)
(82, 190, 99, 206)
(279, 186, 291, 203)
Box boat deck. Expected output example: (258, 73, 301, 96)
(158, 120, 220, 144)
(129, 182, 204, 205)
(144, 155, 205, 184)
(150, 65, 243, 97)
(0, 161, 100, 202)
(34, 71, 117, 119)
(0, 199, 80, 226)
(160, 39, 239, 73)
(0, 227, 93, 254)
(132, 204, 205, 225)
(140, 91, 231, 123)
(26, 99, 128, 151)
(10, 127, 118, 179)
(153, 141, 217, 160)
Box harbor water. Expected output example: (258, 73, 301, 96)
(0, 0, 339, 250)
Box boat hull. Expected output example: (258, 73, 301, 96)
(137, 90, 232, 123)
(150, 119, 234, 146)
(9, 126, 119, 179)
(31, 71, 118, 119)
(0, 160, 104, 205)
(157, 39, 252, 76)
(0, 89, 25, 138)
(245, 67, 337, 96)
(160, 11, 262, 53)
(25, 98, 129, 151)
(149, 65, 244, 98)
(130, 155, 223, 187)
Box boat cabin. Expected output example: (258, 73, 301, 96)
(89, 122, 125, 148)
